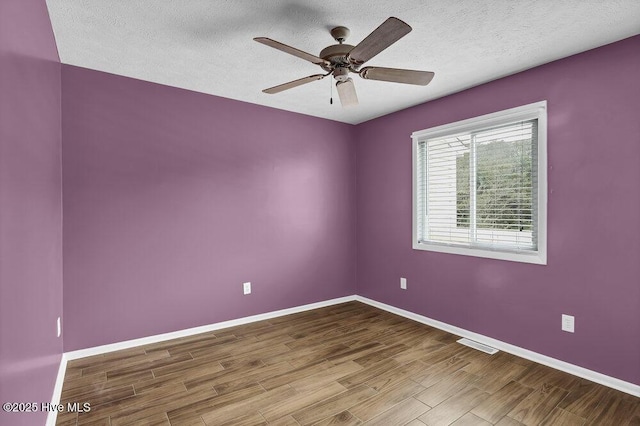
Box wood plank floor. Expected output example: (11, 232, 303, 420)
(56, 302, 640, 426)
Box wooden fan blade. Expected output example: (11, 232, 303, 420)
(254, 37, 329, 66)
(336, 78, 358, 107)
(360, 66, 434, 85)
(262, 74, 326, 94)
(347, 17, 412, 65)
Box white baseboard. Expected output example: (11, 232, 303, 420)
(46, 353, 67, 426)
(65, 295, 357, 360)
(51, 293, 639, 404)
(355, 295, 640, 398)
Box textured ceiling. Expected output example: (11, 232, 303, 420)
(46, 1, 640, 124)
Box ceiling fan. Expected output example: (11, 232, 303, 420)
(254, 17, 434, 107)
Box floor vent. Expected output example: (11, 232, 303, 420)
(457, 338, 499, 355)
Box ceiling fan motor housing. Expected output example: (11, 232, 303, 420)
(319, 44, 355, 72)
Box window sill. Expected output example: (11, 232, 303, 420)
(413, 241, 547, 265)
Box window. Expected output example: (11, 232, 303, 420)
(412, 101, 547, 264)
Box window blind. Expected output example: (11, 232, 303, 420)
(417, 119, 538, 252)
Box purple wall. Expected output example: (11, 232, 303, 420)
(61, 66, 357, 351)
(0, 1, 63, 424)
(355, 36, 640, 385)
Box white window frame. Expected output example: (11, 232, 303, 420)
(412, 101, 547, 265)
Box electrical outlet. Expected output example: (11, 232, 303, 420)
(400, 277, 407, 290)
(562, 314, 575, 333)
(57, 317, 61, 337)
(243, 282, 251, 295)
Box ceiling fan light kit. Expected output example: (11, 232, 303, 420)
(254, 17, 434, 107)
(336, 78, 358, 107)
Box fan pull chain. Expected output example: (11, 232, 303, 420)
(330, 77, 333, 105)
